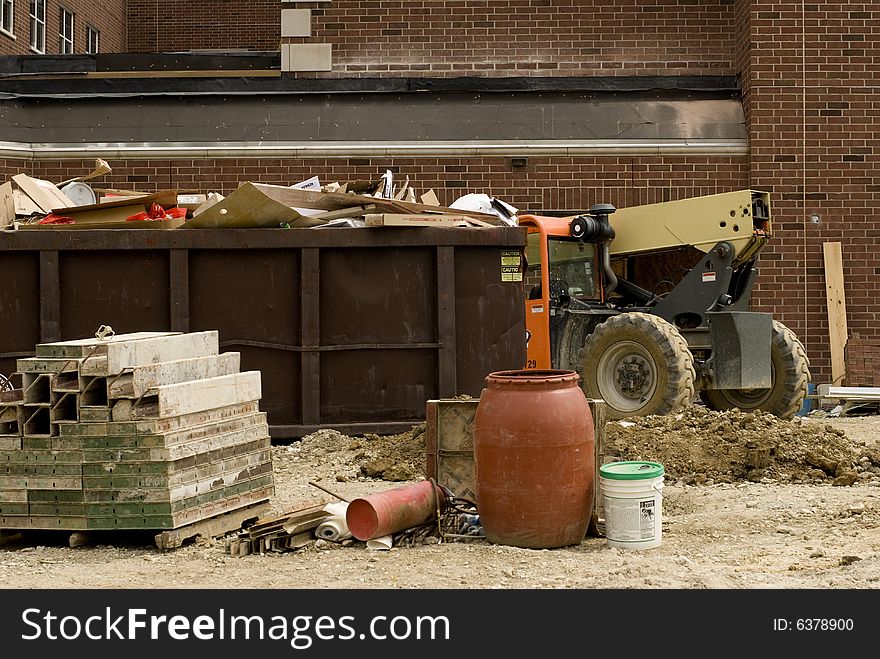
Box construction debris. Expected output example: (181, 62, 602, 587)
(225, 498, 334, 556)
(0, 330, 273, 548)
(1, 165, 514, 231)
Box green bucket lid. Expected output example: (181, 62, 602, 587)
(599, 461, 664, 481)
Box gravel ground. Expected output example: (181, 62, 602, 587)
(1, 409, 878, 589)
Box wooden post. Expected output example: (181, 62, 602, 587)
(823, 242, 848, 386)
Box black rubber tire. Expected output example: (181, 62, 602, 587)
(578, 312, 696, 420)
(699, 320, 811, 420)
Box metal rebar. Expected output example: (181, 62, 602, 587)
(307, 480, 351, 503)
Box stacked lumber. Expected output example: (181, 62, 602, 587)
(0, 331, 273, 538)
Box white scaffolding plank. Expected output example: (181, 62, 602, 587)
(132, 372, 262, 419)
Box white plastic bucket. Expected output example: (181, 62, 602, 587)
(599, 461, 664, 550)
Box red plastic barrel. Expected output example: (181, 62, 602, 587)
(346, 480, 446, 541)
(473, 369, 594, 549)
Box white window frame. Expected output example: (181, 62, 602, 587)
(1, 0, 14, 38)
(86, 25, 99, 54)
(29, 0, 45, 53)
(59, 7, 74, 54)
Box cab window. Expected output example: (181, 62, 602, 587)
(547, 238, 599, 299)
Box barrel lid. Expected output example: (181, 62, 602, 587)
(599, 461, 664, 480)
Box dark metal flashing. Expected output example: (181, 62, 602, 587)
(0, 70, 739, 98)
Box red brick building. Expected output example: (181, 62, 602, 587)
(2, 1, 879, 386)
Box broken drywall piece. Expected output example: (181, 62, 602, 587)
(420, 189, 440, 206)
(192, 192, 226, 217)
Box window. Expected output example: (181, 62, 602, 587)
(59, 7, 74, 53)
(29, 0, 45, 52)
(1, 0, 13, 37)
(86, 25, 99, 53)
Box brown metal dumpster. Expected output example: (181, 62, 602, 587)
(0, 227, 526, 438)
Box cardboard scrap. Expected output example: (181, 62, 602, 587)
(14, 190, 182, 230)
(10, 174, 72, 213)
(183, 182, 325, 229)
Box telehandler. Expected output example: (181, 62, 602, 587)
(520, 189, 810, 420)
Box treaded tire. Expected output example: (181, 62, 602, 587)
(699, 320, 810, 420)
(578, 312, 696, 420)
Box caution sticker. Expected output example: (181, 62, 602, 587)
(501, 250, 523, 282)
(702, 271, 717, 283)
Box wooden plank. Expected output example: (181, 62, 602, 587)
(1, 515, 89, 530)
(365, 213, 481, 227)
(588, 399, 607, 537)
(0, 476, 82, 489)
(309, 204, 377, 221)
(36, 332, 179, 358)
(154, 501, 270, 550)
(79, 411, 266, 449)
(80, 421, 269, 463)
(1, 489, 28, 503)
(107, 352, 241, 399)
(59, 401, 261, 436)
(0, 437, 22, 451)
(823, 241, 848, 386)
(131, 371, 261, 419)
(16, 357, 80, 374)
(82, 331, 220, 376)
(83, 451, 272, 501)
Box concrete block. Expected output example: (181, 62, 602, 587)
(281, 9, 311, 37)
(282, 43, 332, 72)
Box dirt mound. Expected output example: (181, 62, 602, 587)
(278, 425, 427, 482)
(276, 408, 880, 489)
(605, 407, 880, 486)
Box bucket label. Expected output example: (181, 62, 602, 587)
(604, 496, 657, 542)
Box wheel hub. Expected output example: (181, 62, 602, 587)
(616, 356, 653, 398)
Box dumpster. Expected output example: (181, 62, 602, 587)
(0, 227, 526, 438)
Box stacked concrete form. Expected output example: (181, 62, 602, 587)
(0, 331, 273, 534)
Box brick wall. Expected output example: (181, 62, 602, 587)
(307, 0, 737, 78)
(4, 155, 747, 214)
(0, 0, 126, 55)
(738, 1, 880, 385)
(126, 0, 280, 53)
(845, 336, 880, 387)
(124, 0, 736, 77)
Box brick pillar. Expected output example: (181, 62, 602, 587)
(736, 1, 880, 385)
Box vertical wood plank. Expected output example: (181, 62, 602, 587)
(437, 246, 456, 397)
(588, 398, 607, 535)
(39, 250, 60, 342)
(169, 249, 190, 332)
(823, 242, 848, 386)
(301, 248, 320, 425)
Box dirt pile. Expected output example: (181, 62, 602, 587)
(274, 425, 427, 483)
(605, 407, 880, 486)
(274, 407, 880, 489)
